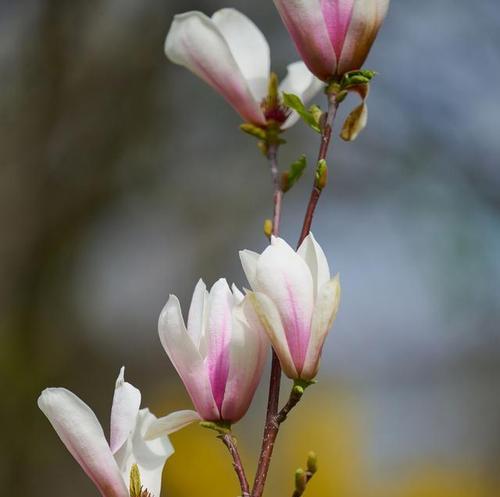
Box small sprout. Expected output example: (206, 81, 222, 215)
(264, 219, 273, 238)
(282, 93, 322, 133)
(307, 452, 318, 475)
(295, 468, 307, 493)
(200, 420, 232, 435)
(282, 155, 307, 193)
(315, 159, 328, 191)
(240, 123, 267, 140)
(129, 464, 141, 497)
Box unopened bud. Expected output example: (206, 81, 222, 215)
(264, 219, 273, 238)
(129, 464, 141, 497)
(295, 468, 307, 493)
(307, 452, 318, 475)
(315, 159, 328, 190)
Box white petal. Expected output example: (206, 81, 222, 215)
(145, 410, 202, 440)
(280, 61, 324, 129)
(110, 367, 141, 454)
(301, 275, 341, 380)
(187, 279, 208, 353)
(239, 249, 260, 290)
(297, 232, 331, 299)
(114, 409, 174, 497)
(165, 11, 265, 124)
(231, 283, 245, 304)
(249, 292, 298, 378)
(254, 237, 315, 373)
(221, 297, 268, 421)
(38, 388, 128, 497)
(212, 8, 271, 102)
(159, 295, 219, 420)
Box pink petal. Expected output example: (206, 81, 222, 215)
(273, 0, 337, 81)
(158, 295, 220, 420)
(206, 278, 233, 411)
(221, 297, 268, 422)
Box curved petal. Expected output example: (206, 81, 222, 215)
(273, 0, 337, 81)
(114, 409, 174, 497)
(320, 0, 355, 59)
(221, 297, 268, 422)
(338, 0, 390, 75)
(212, 8, 270, 102)
(159, 295, 219, 420)
(301, 275, 341, 380)
(187, 279, 208, 354)
(38, 388, 128, 497)
(165, 11, 265, 124)
(231, 283, 245, 304)
(297, 233, 331, 299)
(239, 249, 260, 290)
(249, 292, 298, 379)
(110, 367, 141, 454)
(145, 410, 202, 440)
(280, 61, 324, 129)
(254, 237, 314, 374)
(206, 278, 233, 411)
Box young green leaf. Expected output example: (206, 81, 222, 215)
(282, 93, 321, 133)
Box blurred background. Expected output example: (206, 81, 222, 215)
(1, 0, 500, 496)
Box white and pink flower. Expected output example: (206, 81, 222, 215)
(156, 278, 268, 424)
(240, 233, 341, 380)
(165, 8, 323, 128)
(38, 368, 173, 497)
(273, 0, 390, 81)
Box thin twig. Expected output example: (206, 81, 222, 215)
(252, 97, 340, 497)
(220, 433, 250, 497)
(298, 97, 339, 246)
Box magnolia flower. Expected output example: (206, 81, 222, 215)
(38, 368, 173, 497)
(157, 278, 268, 425)
(273, 0, 390, 81)
(240, 234, 341, 381)
(165, 8, 323, 128)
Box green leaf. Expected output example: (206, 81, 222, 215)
(282, 93, 321, 133)
(281, 155, 307, 193)
(239, 123, 267, 140)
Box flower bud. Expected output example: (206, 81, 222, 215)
(158, 279, 268, 423)
(240, 233, 341, 380)
(273, 0, 390, 81)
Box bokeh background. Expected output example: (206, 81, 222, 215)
(2, 0, 500, 496)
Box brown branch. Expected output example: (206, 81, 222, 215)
(298, 97, 339, 246)
(252, 97, 340, 497)
(220, 433, 250, 497)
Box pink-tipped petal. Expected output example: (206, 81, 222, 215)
(320, 0, 355, 59)
(249, 292, 298, 379)
(165, 11, 265, 124)
(212, 8, 270, 102)
(145, 410, 202, 440)
(110, 367, 141, 454)
(113, 408, 174, 497)
(38, 388, 128, 497)
(280, 61, 324, 129)
(159, 295, 219, 420)
(221, 297, 268, 422)
(254, 237, 314, 374)
(206, 278, 233, 411)
(301, 275, 341, 380)
(273, 0, 337, 81)
(338, 0, 390, 75)
(297, 233, 331, 299)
